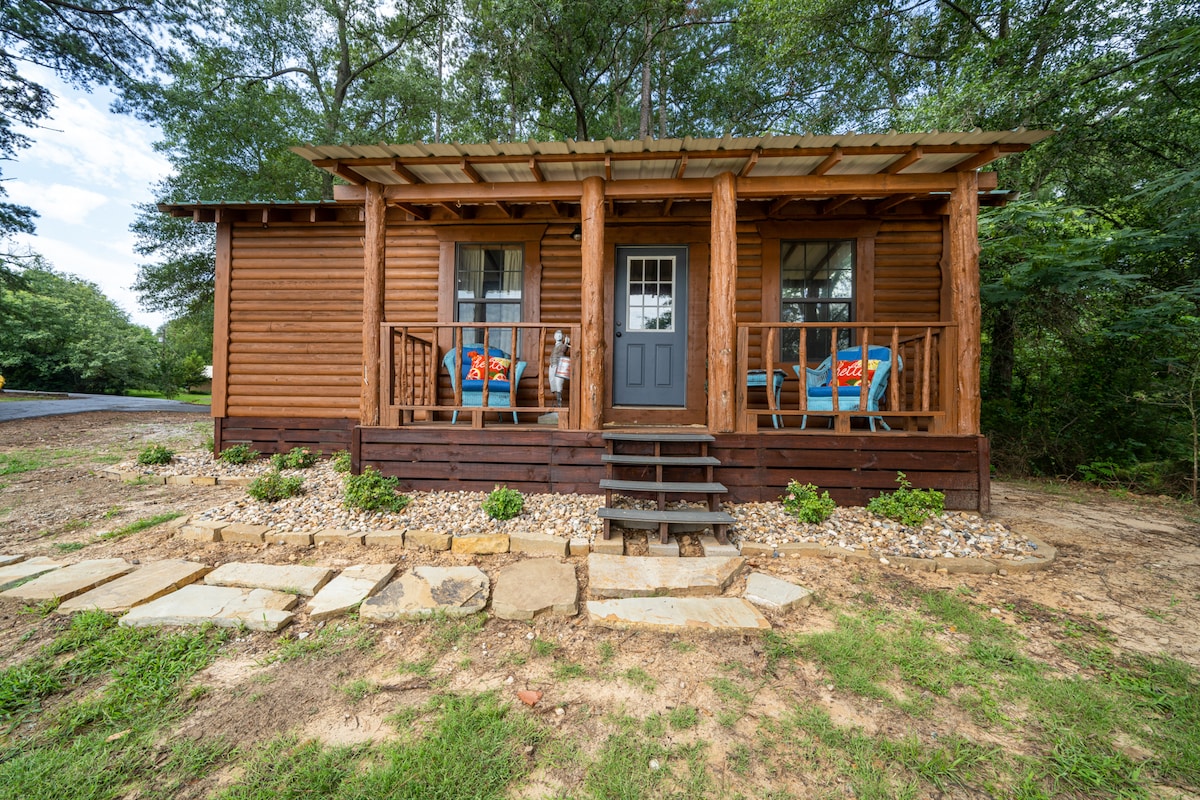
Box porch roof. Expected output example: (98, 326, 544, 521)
(291, 130, 1052, 188)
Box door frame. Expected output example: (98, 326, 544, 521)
(603, 228, 708, 427)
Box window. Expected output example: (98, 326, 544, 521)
(626, 255, 675, 331)
(456, 243, 523, 353)
(781, 239, 855, 360)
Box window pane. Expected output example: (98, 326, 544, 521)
(627, 256, 675, 331)
(780, 237, 855, 362)
(456, 244, 523, 354)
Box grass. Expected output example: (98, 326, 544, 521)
(261, 622, 376, 665)
(100, 512, 185, 540)
(125, 389, 211, 405)
(52, 541, 86, 553)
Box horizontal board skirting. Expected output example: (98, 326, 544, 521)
(215, 416, 355, 456)
(350, 427, 988, 510)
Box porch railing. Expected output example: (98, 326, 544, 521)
(735, 322, 955, 433)
(380, 322, 581, 429)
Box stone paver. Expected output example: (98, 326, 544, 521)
(743, 572, 813, 612)
(360, 566, 489, 621)
(591, 532, 624, 555)
(647, 540, 680, 558)
(0, 557, 61, 592)
(587, 554, 745, 599)
(451, 533, 510, 554)
(58, 560, 210, 613)
(1, 558, 134, 602)
(221, 523, 269, 544)
(314, 528, 364, 545)
(363, 530, 405, 547)
(405, 528, 451, 551)
(0, 555, 28, 567)
(738, 541, 774, 557)
(587, 597, 771, 633)
(510, 531, 569, 557)
(204, 562, 334, 595)
(491, 559, 578, 621)
(120, 585, 297, 632)
(179, 519, 226, 542)
(699, 535, 740, 558)
(268, 531, 315, 546)
(306, 564, 396, 622)
(569, 538, 591, 556)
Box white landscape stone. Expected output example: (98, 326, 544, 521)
(587, 597, 771, 633)
(0, 557, 60, 591)
(587, 554, 745, 598)
(360, 566, 489, 621)
(0, 558, 134, 602)
(204, 562, 334, 596)
(306, 563, 397, 622)
(120, 585, 298, 632)
(58, 560, 210, 614)
(743, 572, 814, 612)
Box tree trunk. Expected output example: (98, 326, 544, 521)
(639, 20, 652, 138)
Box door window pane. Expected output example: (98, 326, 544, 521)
(627, 256, 674, 331)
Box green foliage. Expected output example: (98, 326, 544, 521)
(481, 485, 523, 520)
(781, 480, 836, 523)
(270, 447, 318, 470)
(867, 473, 945, 527)
(136, 444, 174, 466)
(0, 266, 158, 394)
(343, 467, 410, 513)
(246, 471, 304, 503)
(218, 443, 258, 464)
(330, 450, 352, 473)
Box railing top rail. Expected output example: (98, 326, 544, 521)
(383, 322, 580, 330)
(737, 321, 955, 329)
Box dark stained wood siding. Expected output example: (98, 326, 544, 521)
(226, 222, 364, 418)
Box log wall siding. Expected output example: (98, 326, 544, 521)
(873, 218, 943, 320)
(227, 222, 365, 418)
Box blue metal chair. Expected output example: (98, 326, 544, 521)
(793, 345, 901, 431)
(443, 345, 528, 423)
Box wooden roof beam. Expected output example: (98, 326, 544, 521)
(675, 154, 689, 179)
(873, 193, 919, 213)
(391, 201, 429, 220)
(952, 145, 1001, 172)
(768, 196, 797, 215)
(438, 202, 463, 219)
(332, 162, 368, 186)
(812, 146, 842, 176)
(529, 159, 562, 215)
(884, 147, 923, 174)
(739, 150, 760, 177)
(390, 159, 423, 184)
(461, 159, 484, 183)
(604, 155, 612, 181)
(821, 195, 855, 214)
(661, 197, 674, 216)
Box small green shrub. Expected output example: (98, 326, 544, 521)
(218, 443, 259, 464)
(482, 485, 524, 520)
(344, 467, 410, 513)
(330, 450, 352, 473)
(136, 444, 174, 466)
(270, 446, 318, 470)
(781, 480, 836, 523)
(246, 471, 304, 502)
(866, 472, 945, 526)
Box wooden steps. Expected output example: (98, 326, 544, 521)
(598, 432, 730, 545)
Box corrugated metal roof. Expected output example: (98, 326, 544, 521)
(291, 130, 1053, 187)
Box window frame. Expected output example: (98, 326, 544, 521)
(454, 242, 525, 353)
(779, 239, 857, 360)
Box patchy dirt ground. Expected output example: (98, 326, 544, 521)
(2, 412, 1199, 797)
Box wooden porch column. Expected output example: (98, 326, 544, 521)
(580, 175, 606, 430)
(948, 169, 981, 435)
(708, 171, 738, 432)
(361, 181, 386, 426)
(211, 221, 232, 421)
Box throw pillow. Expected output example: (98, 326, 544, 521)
(834, 358, 882, 387)
(466, 352, 511, 382)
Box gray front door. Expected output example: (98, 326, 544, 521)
(613, 246, 688, 406)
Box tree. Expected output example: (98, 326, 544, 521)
(0, 262, 157, 393)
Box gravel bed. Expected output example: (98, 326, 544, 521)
(118, 452, 1038, 559)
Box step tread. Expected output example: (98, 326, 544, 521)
(597, 508, 735, 524)
(602, 432, 715, 443)
(601, 454, 720, 466)
(600, 479, 727, 494)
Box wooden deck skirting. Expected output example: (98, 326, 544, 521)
(215, 416, 356, 456)
(351, 427, 990, 512)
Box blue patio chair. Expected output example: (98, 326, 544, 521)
(443, 345, 528, 423)
(793, 345, 901, 431)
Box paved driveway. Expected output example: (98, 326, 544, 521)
(0, 393, 210, 422)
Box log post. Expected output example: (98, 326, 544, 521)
(361, 181, 386, 426)
(948, 170, 981, 435)
(709, 172, 738, 432)
(580, 175, 606, 430)
(211, 221, 232, 422)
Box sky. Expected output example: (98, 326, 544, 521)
(6, 69, 172, 331)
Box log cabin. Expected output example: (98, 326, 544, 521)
(160, 131, 1051, 527)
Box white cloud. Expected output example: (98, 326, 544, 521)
(6, 182, 109, 224)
